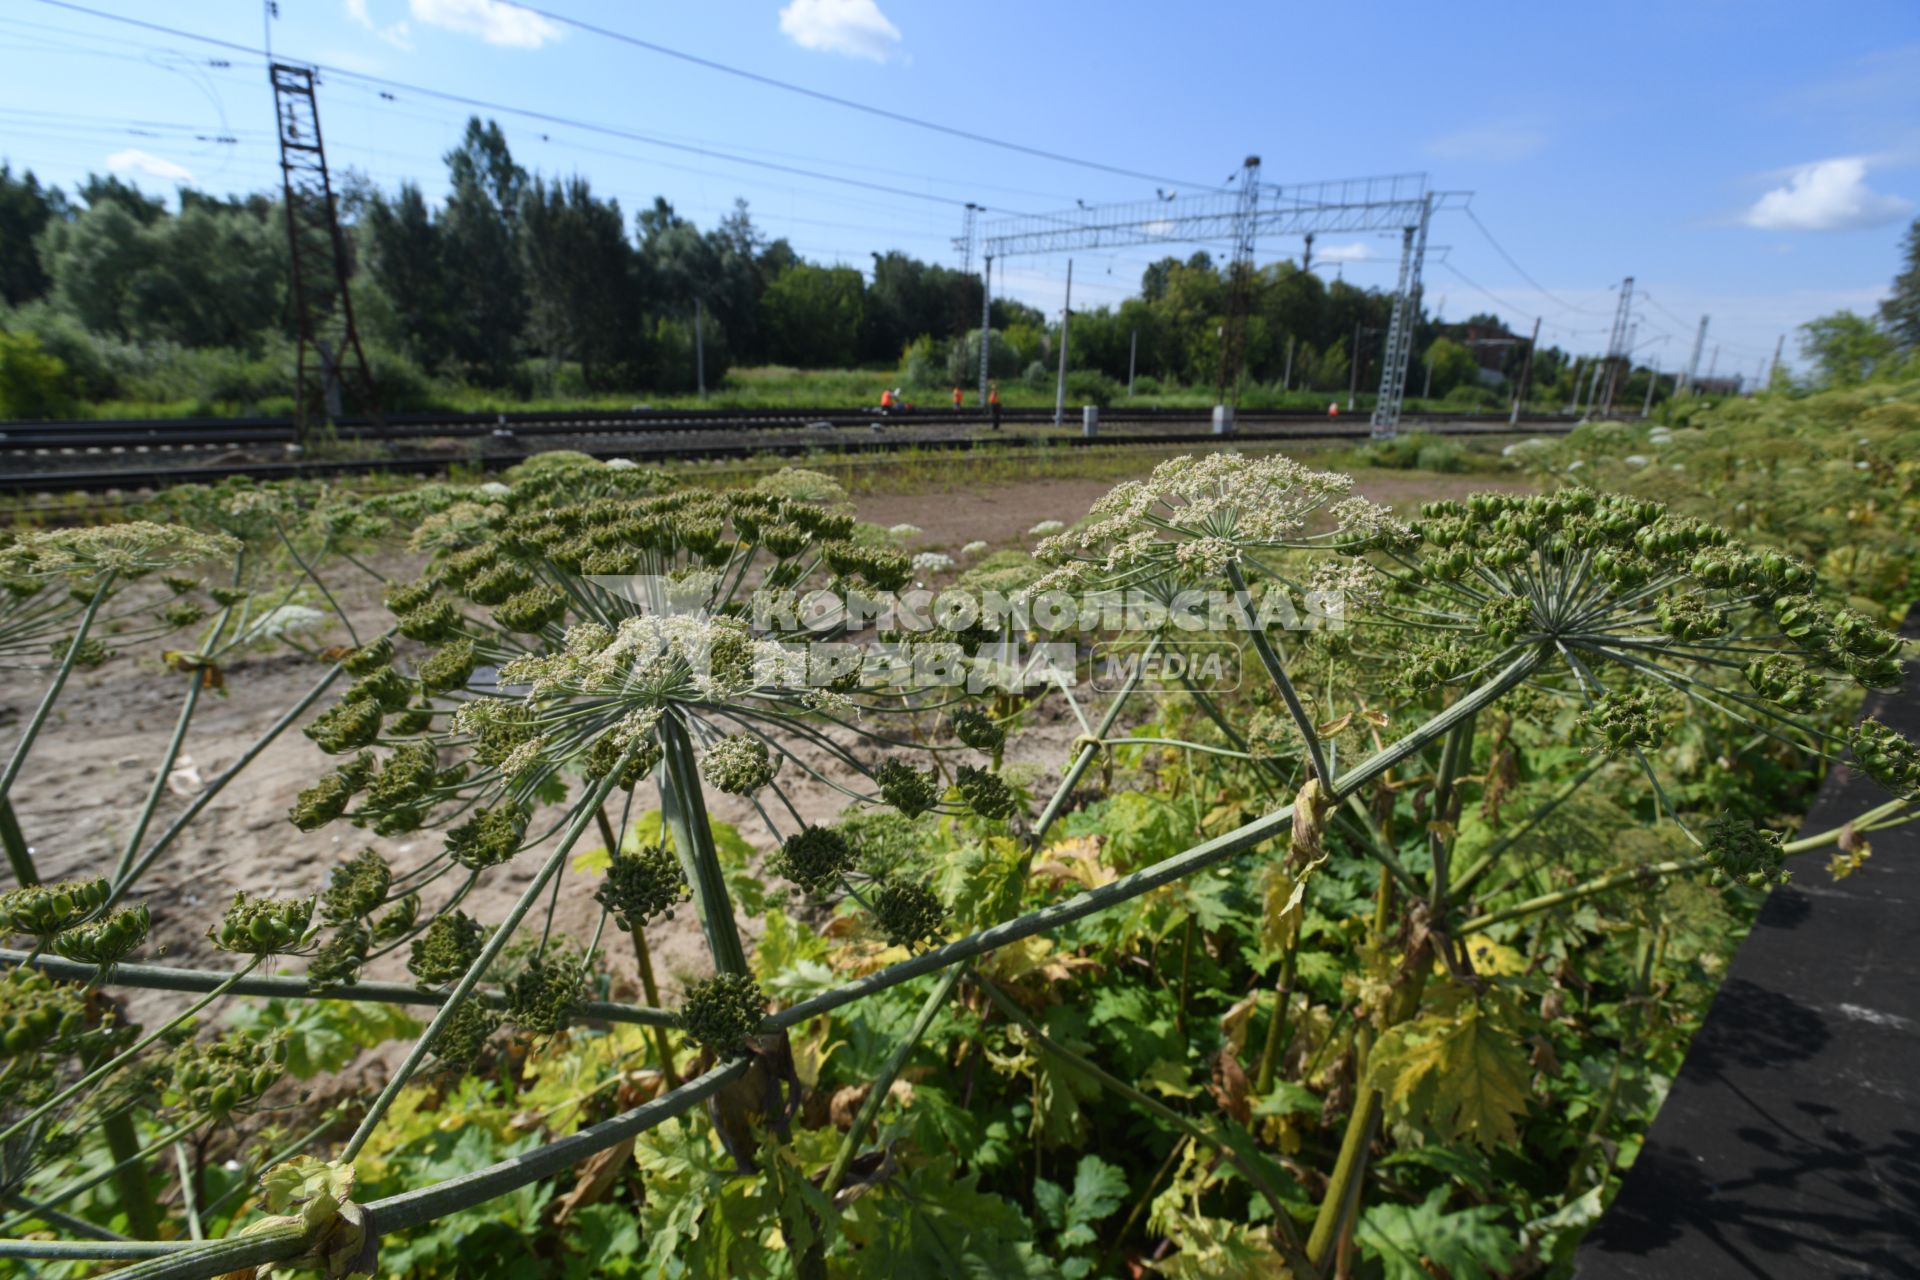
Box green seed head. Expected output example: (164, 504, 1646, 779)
(677, 973, 766, 1059)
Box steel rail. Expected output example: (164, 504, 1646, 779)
(0, 418, 1571, 495)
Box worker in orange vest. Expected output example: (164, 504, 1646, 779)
(952, 386, 963, 411)
(988, 383, 1002, 430)
(880, 387, 894, 414)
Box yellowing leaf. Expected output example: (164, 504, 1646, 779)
(571, 845, 613, 876)
(1141, 1057, 1205, 1099)
(1458, 938, 1527, 977)
(1366, 993, 1530, 1150)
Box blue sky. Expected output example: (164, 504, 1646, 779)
(4, 0, 1917, 376)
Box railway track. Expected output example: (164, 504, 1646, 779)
(0, 406, 1572, 494)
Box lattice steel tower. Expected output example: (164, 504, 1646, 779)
(1368, 192, 1433, 438)
(271, 63, 377, 441)
(1215, 155, 1261, 406)
(1598, 276, 1635, 415)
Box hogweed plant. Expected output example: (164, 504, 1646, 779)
(0, 452, 1913, 1278)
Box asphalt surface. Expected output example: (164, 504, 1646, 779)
(1576, 612, 1920, 1279)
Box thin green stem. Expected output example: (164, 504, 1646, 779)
(1252, 943, 1298, 1097)
(108, 648, 359, 906)
(173, 1143, 204, 1242)
(0, 797, 31, 890)
(1227, 561, 1330, 783)
(0, 949, 677, 1028)
(103, 1111, 158, 1239)
(974, 975, 1317, 1277)
(1455, 857, 1711, 937)
(1448, 759, 1607, 902)
(822, 964, 966, 1197)
(656, 711, 748, 975)
(769, 650, 1546, 1033)
(592, 802, 682, 1085)
(112, 671, 205, 885)
(0, 571, 116, 846)
(0, 1119, 198, 1235)
(0, 957, 261, 1148)
(1029, 634, 1160, 850)
(339, 755, 633, 1161)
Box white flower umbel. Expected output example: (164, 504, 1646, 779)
(888, 524, 924, 539)
(912, 552, 955, 574)
(1033, 453, 1403, 593)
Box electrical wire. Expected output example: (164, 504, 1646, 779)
(27, 1, 990, 212)
(1462, 205, 1611, 317)
(491, 0, 1215, 193)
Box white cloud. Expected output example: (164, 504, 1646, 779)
(1315, 242, 1374, 264)
(1743, 157, 1912, 232)
(105, 149, 193, 184)
(408, 0, 562, 48)
(1425, 125, 1548, 164)
(778, 0, 901, 61)
(345, 0, 413, 49)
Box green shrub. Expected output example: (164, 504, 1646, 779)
(1064, 368, 1121, 405)
(0, 329, 77, 418)
(1443, 383, 1503, 409)
(644, 314, 732, 394)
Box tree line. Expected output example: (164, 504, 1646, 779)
(0, 114, 1766, 415)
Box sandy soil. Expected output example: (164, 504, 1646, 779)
(1, 465, 1518, 1027)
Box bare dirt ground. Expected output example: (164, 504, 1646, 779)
(1, 464, 1522, 1028)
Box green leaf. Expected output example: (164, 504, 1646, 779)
(225, 996, 420, 1079)
(1033, 1176, 1069, 1232)
(1357, 1187, 1518, 1280)
(1376, 1143, 1495, 1192)
(1253, 1080, 1322, 1119)
(1061, 1153, 1129, 1243)
(1140, 1057, 1204, 1099)
(838, 1155, 1052, 1278)
(1365, 990, 1531, 1149)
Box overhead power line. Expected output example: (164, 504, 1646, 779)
(493, 0, 1214, 193)
(28, 1, 985, 211)
(1462, 206, 1610, 317)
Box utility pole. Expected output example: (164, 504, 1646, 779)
(953, 202, 980, 340)
(1422, 347, 1434, 401)
(1641, 360, 1659, 417)
(1681, 314, 1709, 395)
(1510, 316, 1541, 426)
(1283, 334, 1296, 392)
(1582, 358, 1603, 415)
(1126, 328, 1137, 398)
(1769, 333, 1785, 386)
(1301, 232, 1314, 273)
(1347, 321, 1363, 412)
(270, 62, 378, 444)
(1053, 258, 1073, 427)
(694, 297, 706, 398)
(955, 202, 978, 275)
(1599, 276, 1634, 415)
(1705, 344, 1719, 388)
(1564, 356, 1584, 415)
(1215, 154, 1261, 408)
(976, 254, 993, 406)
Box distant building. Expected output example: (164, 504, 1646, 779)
(1459, 321, 1523, 375)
